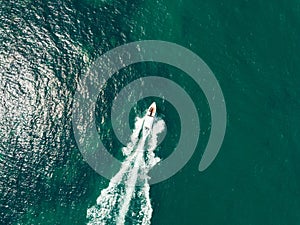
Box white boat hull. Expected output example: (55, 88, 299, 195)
(141, 102, 156, 140)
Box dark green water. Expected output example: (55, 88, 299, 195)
(1, 0, 300, 224)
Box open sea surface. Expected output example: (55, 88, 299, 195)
(1, 0, 300, 224)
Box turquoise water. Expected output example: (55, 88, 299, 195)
(1, 0, 300, 224)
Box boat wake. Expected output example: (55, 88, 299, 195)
(87, 116, 165, 225)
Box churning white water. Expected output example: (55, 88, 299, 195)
(87, 116, 165, 225)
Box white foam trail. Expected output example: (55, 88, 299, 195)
(122, 117, 144, 156)
(144, 119, 165, 171)
(116, 140, 144, 225)
(87, 116, 165, 225)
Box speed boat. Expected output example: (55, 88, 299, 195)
(141, 102, 156, 140)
